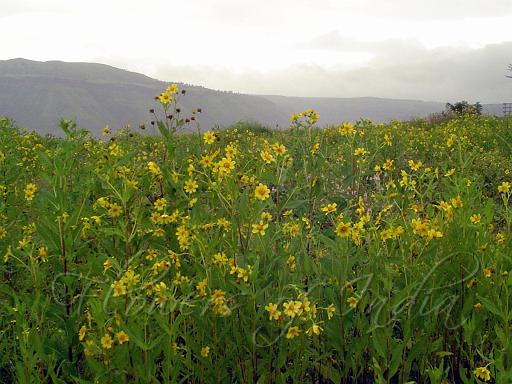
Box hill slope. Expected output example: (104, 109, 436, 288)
(1, 58, 500, 135)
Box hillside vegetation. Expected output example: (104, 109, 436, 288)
(1, 86, 512, 383)
(0, 58, 461, 135)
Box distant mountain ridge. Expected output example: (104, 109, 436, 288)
(0, 58, 502, 135)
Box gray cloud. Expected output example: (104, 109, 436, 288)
(151, 41, 512, 103)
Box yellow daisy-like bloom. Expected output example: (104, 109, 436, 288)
(496, 232, 505, 244)
(225, 144, 237, 158)
(408, 160, 423, 171)
(335, 222, 351, 237)
(260, 151, 275, 164)
(483, 267, 494, 278)
(254, 183, 270, 201)
(217, 157, 235, 175)
(470, 214, 481, 224)
(321, 203, 337, 214)
(347, 296, 358, 309)
(108, 203, 123, 218)
(166, 84, 178, 94)
(101, 334, 113, 350)
(200, 346, 210, 357)
(451, 195, 463, 208)
(24, 183, 37, 201)
(102, 126, 110, 136)
(306, 323, 323, 336)
(444, 168, 456, 177)
(153, 198, 167, 211)
(184, 179, 198, 194)
(498, 181, 510, 194)
(116, 331, 129, 345)
(158, 92, 172, 106)
(338, 122, 355, 136)
(265, 303, 281, 321)
(286, 326, 301, 339)
(272, 143, 286, 155)
(473, 366, 491, 382)
(112, 280, 127, 297)
(203, 131, 216, 145)
(353, 148, 368, 156)
(283, 301, 298, 317)
(382, 159, 394, 170)
(252, 221, 268, 236)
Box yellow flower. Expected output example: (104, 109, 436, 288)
(158, 92, 172, 105)
(382, 159, 394, 170)
(326, 304, 335, 320)
(353, 148, 368, 156)
(451, 195, 463, 208)
(38, 246, 48, 262)
(286, 326, 301, 339)
(24, 183, 37, 201)
(254, 183, 270, 201)
(496, 232, 505, 244)
(338, 122, 355, 135)
(153, 198, 167, 211)
(102, 126, 110, 135)
(166, 84, 178, 94)
(101, 334, 113, 349)
(260, 151, 275, 164)
(306, 323, 323, 336)
(473, 302, 482, 311)
(444, 168, 456, 177)
(287, 255, 296, 272)
(347, 296, 358, 309)
(283, 301, 300, 317)
(335, 222, 351, 237)
(116, 331, 129, 345)
(112, 280, 127, 297)
(483, 267, 494, 278)
(108, 203, 123, 218)
(78, 325, 87, 341)
(498, 181, 510, 194)
(321, 203, 337, 214)
(473, 366, 491, 382)
(200, 346, 210, 357)
(408, 160, 423, 171)
(184, 179, 198, 194)
(217, 157, 236, 175)
(252, 221, 268, 236)
(203, 131, 216, 145)
(272, 143, 287, 155)
(470, 214, 481, 224)
(265, 303, 281, 321)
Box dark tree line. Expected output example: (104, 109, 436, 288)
(445, 101, 482, 116)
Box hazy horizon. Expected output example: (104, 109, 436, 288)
(1, 0, 512, 103)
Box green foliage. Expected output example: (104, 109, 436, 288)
(0, 97, 511, 383)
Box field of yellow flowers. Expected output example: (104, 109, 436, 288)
(1, 86, 512, 383)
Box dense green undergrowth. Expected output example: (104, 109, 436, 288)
(1, 88, 512, 383)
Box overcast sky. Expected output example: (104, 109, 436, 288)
(1, 0, 511, 102)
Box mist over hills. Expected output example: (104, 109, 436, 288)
(0, 58, 502, 135)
